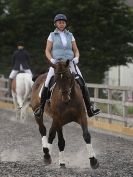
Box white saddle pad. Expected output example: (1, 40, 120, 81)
(39, 83, 56, 98)
(39, 83, 44, 98)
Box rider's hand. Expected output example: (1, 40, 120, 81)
(72, 57, 79, 64)
(50, 58, 56, 64)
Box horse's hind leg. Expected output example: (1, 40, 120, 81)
(12, 93, 20, 119)
(35, 116, 50, 164)
(79, 118, 99, 169)
(57, 128, 66, 168)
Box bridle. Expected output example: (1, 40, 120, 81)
(55, 68, 74, 98)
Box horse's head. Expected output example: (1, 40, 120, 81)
(54, 59, 74, 103)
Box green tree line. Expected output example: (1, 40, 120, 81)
(0, 0, 133, 83)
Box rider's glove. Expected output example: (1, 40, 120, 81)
(50, 58, 56, 64)
(72, 57, 79, 64)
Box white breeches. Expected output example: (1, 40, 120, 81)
(69, 61, 82, 77)
(44, 61, 83, 87)
(9, 69, 32, 79)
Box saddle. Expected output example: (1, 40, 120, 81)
(39, 74, 84, 100)
(47, 74, 84, 99)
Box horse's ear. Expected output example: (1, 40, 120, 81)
(66, 60, 70, 67)
(32, 74, 39, 82)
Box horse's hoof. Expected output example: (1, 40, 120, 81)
(60, 163, 66, 168)
(90, 157, 99, 169)
(44, 154, 52, 165)
(17, 107, 22, 109)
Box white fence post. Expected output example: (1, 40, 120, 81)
(122, 91, 127, 127)
(108, 89, 112, 123)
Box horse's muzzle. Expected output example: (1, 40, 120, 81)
(61, 88, 71, 103)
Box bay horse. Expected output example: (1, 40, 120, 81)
(31, 60, 99, 169)
(12, 72, 33, 119)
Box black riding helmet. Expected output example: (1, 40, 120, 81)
(17, 41, 24, 46)
(54, 14, 67, 23)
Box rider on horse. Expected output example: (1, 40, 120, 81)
(8, 41, 32, 96)
(34, 14, 100, 118)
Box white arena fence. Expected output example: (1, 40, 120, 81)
(0, 75, 133, 127)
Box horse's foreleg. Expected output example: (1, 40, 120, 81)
(35, 116, 48, 157)
(57, 128, 65, 168)
(48, 123, 56, 150)
(35, 115, 51, 164)
(43, 123, 56, 163)
(80, 118, 99, 169)
(35, 116, 46, 137)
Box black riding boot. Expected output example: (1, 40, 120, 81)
(81, 85, 100, 117)
(34, 87, 48, 118)
(75, 75, 100, 117)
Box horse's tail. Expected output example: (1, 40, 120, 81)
(16, 74, 25, 108)
(23, 74, 34, 105)
(16, 73, 33, 108)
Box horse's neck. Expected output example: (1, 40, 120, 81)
(68, 80, 80, 99)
